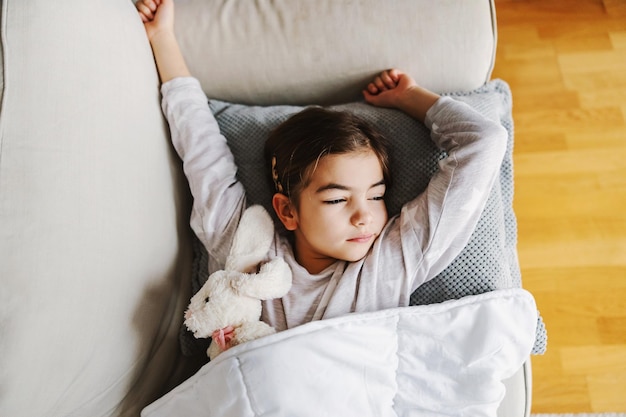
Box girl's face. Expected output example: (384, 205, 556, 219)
(286, 150, 388, 274)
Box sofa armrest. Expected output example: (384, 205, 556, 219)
(0, 1, 193, 416)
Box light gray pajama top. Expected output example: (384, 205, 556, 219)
(161, 77, 507, 332)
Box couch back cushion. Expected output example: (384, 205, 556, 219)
(174, 0, 497, 105)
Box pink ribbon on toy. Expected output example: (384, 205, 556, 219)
(212, 326, 235, 351)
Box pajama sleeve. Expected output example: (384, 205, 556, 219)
(160, 77, 246, 261)
(401, 96, 508, 292)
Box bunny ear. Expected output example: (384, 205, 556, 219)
(225, 205, 275, 272)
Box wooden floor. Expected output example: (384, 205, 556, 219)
(491, 0, 626, 413)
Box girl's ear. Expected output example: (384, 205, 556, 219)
(272, 193, 298, 231)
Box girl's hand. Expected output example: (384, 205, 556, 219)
(136, 0, 175, 41)
(362, 69, 417, 109)
(363, 69, 440, 123)
(136, 0, 190, 82)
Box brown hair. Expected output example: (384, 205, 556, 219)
(264, 107, 391, 206)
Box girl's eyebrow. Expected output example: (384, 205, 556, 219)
(315, 179, 386, 193)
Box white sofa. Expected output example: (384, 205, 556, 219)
(0, 0, 536, 416)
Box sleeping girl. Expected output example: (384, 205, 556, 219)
(135, 0, 507, 334)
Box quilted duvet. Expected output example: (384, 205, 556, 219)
(143, 289, 537, 417)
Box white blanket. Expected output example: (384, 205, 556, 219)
(142, 289, 537, 417)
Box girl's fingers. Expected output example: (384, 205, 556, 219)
(136, 2, 155, 20)
(374, 76, 387, 92)
(370, 69, 402, 94)
(362, 88, 379, 103)
(380, 70, 396, 89)
(139, 0, 157, 12)
(367, 68, 404, 96)
(388, 69, 400, 83)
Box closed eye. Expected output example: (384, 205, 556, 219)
(323, 198, 346, 205)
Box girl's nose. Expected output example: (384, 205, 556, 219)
(351, 205, 373, 226)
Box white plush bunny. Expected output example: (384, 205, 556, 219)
(184, 205, 292, 360)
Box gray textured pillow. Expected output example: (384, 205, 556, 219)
(183, 80, 547, 356)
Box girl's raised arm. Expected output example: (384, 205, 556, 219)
(364, 69, 507, 290)
(136, 0, 191, 83)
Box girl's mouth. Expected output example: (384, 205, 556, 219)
(348, 234, 373, 243)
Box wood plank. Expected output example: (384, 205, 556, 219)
(588, 372, 626, 412)
(560, 346, 626, 375)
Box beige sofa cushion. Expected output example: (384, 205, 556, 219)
(174, 0, 497, 105)
(0, 1, 192, 416)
